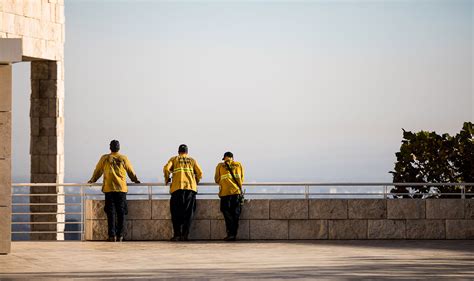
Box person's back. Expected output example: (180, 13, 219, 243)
(92, 152, 138, 193)
(163, 144, 202, 241)
(88, 140, 140, 242)
(165, 155, 201, 193)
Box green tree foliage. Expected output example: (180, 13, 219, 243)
(390, 122, 473, 198)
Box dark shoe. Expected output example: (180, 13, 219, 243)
(117, 236, 124, 242)
(180, 235, 189, 241)
(170, 236, 181, 241)
(224, 235, 236, 241)
(107, 236, 116, 242)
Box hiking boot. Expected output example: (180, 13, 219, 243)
(170, 236, 181, 242)
(224, 235, 236, 241)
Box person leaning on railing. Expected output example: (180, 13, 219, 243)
(214, 151, 245, 241)
(87, 140, 141, 242)
(163, 144, 203, 241)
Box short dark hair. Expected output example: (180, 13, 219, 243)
(110, 140, 120, 152)
(178, 144, 188, 154)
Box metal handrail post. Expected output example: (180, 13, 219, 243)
(80, 185, 84, 241)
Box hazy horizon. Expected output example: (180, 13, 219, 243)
(11, 0, 473, 183)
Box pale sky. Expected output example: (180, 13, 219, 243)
(11, 0, 473, 183)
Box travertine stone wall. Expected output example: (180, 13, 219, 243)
(0, 0, 65, 60)
(86, 199, 474, 240)
(1, 1, 65, 242)
(0, 64, 12, 254)
(30, 61, 64, 240)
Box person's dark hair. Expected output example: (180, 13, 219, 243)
(178, 144, 188, 154)
(110, 140, 120, 152)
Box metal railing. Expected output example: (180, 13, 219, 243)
(11, 182, 474, 240)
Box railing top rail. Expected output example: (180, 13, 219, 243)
(12, 182, 474, 187)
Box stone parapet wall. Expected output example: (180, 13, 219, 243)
(85, 199, 474, 240)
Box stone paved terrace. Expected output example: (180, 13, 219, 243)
(0, 241, 473, 280)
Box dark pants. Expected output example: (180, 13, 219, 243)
(104, 192, 128, 238)
(170, 189, 197, 237)
(220, 195, 241, 236)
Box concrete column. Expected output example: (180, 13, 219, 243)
(30, 61, 65, 240)
(0, 64, 12, 254)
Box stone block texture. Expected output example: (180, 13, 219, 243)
(426, 199, 464, 219)
(0, 65, 12, 254)
(29, 60, 65, 241)
(250, 220, 288, 240)
(1, 1, 65, 61)
(446, 220, 474, 239)
(406, 220, 446, 239)
(368, 220, 406, 239)
(1, 0, 66, 246)
(152, 200, 171, 219)
(348, 200, 386, 219)
(309, 199, 347, 219)
(387, 200, 425, 219)
(329, 220, 368, 239)
(241, 200, 269, 219)
(289, 220, 328, 239)
(270, 199, 308, 219)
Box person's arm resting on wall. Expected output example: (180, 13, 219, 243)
(88, 156, 105, 184)
(163, 158, 173, 185)
(124, 157, 140, 183)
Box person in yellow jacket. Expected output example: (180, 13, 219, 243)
(88, 140, 140, 242)
(214, 151, 244, 241)
(163, 144, 203, 241)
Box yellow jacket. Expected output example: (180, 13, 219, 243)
(89, 152, 138, 193)
(214, 160, 244, 197)
(163, 155, 203, 194)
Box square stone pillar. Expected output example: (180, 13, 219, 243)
(0, 64, 12, 254)
(30, 61, 65, 240)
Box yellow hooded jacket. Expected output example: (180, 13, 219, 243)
(163, 155, 203, 194)
(89, 152, 138, 193)
(214, 160, 244, 197)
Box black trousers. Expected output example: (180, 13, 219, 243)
(220, 195, 241, 236)
(104, 192, 128, 238)
(170, 189, 197, 237)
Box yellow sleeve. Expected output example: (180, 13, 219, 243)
(163, 157, 173, 183)
(124, 156, 138, 182)
(89, 156, 105, 183)
(214, 164, 220, 184)
(239, 163, 244, 183)
(194, 160, 203, 183)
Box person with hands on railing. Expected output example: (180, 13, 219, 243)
(87, 140, 140, 242)
(163, 144, 203, 241)
(214, 151, 245, 241)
